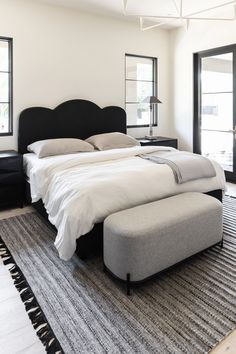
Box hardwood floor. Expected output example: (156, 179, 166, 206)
(0, 205, 45, 354)
(0, 205, 33, 221)
(226, 182, 236, 198)
(1, 184, 236, 354)
(211, 330, 236, 354)
(0, 257, 44, 354)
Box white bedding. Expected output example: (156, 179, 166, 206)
(24, 153, 39, 178)
(24, 146, 226, 260)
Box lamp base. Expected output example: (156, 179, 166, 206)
(145, 135, 159, 140)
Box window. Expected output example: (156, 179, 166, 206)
(125, 54, 157, 127)
(0, 37, 13, 135)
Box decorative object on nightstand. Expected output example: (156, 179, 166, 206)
(0, 150, 23, 208)
(138, 137, 178, 149)
(142, 95, 162, 140)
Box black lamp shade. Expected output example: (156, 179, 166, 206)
(142, 96, 162, 104)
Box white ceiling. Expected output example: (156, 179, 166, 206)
(35, 0, 125, 19)
(35, 0, 236, 30)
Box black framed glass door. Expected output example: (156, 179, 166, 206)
(194, 44, 236, 181)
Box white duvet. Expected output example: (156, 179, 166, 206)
(27, 146, 226, 260)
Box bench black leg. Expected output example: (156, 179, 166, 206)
(220, 238, 224, 248)
(127, 273, 131, 296)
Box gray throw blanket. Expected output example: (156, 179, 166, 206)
(140, 151, 216, 184)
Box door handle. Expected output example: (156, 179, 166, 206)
(228, 125, 236, 133)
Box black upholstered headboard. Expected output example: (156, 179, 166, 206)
(18, 99, 127, 154)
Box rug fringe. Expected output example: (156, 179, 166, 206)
(0, 238, 64, 354)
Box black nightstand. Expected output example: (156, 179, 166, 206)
(0, 150, 23, 208)
(138, 137, 178, 149)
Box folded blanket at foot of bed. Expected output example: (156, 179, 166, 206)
(139, 151, 216, 184)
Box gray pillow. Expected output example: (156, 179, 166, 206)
(27, 138, 94, 158)
(86, 132, 140, 151)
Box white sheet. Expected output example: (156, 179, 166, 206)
(25, 146, 226, 261)
(24, 153, 39, 178)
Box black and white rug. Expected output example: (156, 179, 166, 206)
(1, 197, 236, 354)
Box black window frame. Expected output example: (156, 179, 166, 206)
(125, 53, 157, 128)
(0, 36, 13, 136)
(193, 43, 236, 182)
(193, 43, 236, 153)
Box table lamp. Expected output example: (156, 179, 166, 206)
(142, 96, 162, 140)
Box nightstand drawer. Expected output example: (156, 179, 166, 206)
(138, 137, 178, 149)
(0, 151, 23, 208)
(0, 172, 22, 185)
(0, 156, 22, 173)
(156, 140, 177, 148)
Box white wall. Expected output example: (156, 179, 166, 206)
(170, 20, 236, 151)
(0, 0, 171, 150)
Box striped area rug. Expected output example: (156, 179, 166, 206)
(0, 196, 236, 353)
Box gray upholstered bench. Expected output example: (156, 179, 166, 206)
(103, 192, 223, 294)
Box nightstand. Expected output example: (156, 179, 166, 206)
(137, 137, 178, 149)
(0, 150, 23, 208)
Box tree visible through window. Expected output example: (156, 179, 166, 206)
(0, 37, 12, 135)
(125, 54, 157, 127)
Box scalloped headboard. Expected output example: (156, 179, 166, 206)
(18, 99, 127, 154)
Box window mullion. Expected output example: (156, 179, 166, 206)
(0, 37, 13, 136)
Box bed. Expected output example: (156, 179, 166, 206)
(18, 99, 225, 260)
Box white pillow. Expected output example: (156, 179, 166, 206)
(27, 138, 94, 158)
(86, 132, 140, 151)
